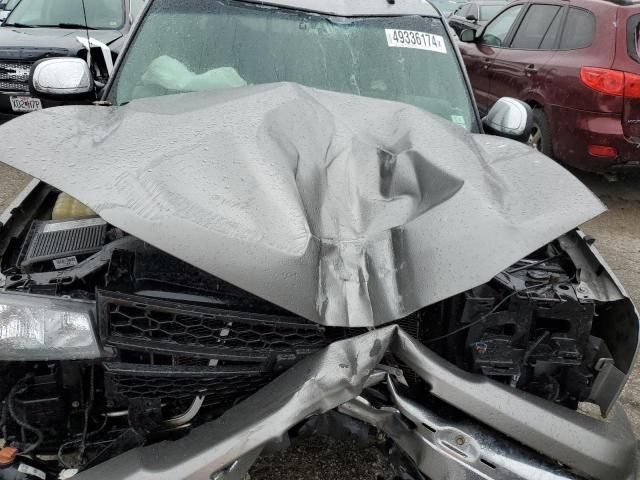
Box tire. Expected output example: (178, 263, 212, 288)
(527, 108, 553, 158)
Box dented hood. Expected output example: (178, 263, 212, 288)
(0, 83, 605, 326)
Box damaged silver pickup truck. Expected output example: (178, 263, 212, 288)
(0, 0, 638, 479)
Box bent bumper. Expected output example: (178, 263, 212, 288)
(342, 392, 637, 480)
(72, 326, 638, 480)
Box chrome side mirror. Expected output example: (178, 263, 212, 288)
(482, 97, 533, 141)
(29, 57, 94, 98)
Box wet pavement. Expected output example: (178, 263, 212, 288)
(0, 162, 639, 439)
(0, 162, 31, 213)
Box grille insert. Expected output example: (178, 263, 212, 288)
(0, 80, 28, 91)
(104, 362, 273, 403)
(98, 290, 328, 355)
(0, 62, 31, 90)
(98, 290, 329, 402)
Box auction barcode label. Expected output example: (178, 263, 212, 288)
(385, 29, 447, 54)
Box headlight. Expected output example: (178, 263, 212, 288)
(0, 293, 101, 360)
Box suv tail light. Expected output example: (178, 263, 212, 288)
(580, 67, 640, 98)
(580, 67, 624, 96)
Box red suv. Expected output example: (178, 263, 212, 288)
(458, 0, 640, 172)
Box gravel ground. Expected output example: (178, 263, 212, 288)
(0, 162, 639, 456)
(249, 436, 397, 480)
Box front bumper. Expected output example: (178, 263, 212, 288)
(342, 390, 636, 480)
(71, 327, 638, 480)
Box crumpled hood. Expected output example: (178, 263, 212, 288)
(0, 83, 605, 327)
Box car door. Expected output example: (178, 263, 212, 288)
(488, 4, 565, 106)
(458, 3, 524, 113)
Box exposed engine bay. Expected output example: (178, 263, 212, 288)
(0, 185, 632, 479)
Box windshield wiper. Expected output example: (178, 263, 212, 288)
(20, 23, 98, 29)
(54, 23, 97, 29)
(5, 22, 97, 29)
(5, 22, 37, 27)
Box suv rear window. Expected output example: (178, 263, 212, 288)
(538, 7, 563, 49)
(481, 4, 523, 47)
(559, 7, 595, 50)
(628, 14, 640, 63)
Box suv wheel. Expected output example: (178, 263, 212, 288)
(527, 108, 553, 157)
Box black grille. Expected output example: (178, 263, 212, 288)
(98, 291, 423, 404)
(0, 62, 30, 81)
(0, 81, 28, 92)
(98, 291, 329, 402)
(104, 363, 273, 404)
(98, 290, 328, 356)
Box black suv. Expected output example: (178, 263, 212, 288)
(0, 0, 144, 123)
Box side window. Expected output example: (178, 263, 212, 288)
(559, 8, 595, 50)
(510, 5, 562, 50)
(479, 5, 504, 22)
(481, 5, 523, 47)
(628, 14, 640, 63)
(539, 7, 564, 49)
(636, 20, 640, 58)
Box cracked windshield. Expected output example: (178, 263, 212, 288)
(112, 0, 477, 130)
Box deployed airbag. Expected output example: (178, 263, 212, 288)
(0, 83, 605, 326)
(140, 55, 248, 92)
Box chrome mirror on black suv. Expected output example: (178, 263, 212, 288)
(482, 97, 533, 141)
(29, 58, 94, 98)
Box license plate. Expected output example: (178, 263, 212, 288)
(10, 96, 42, 113)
